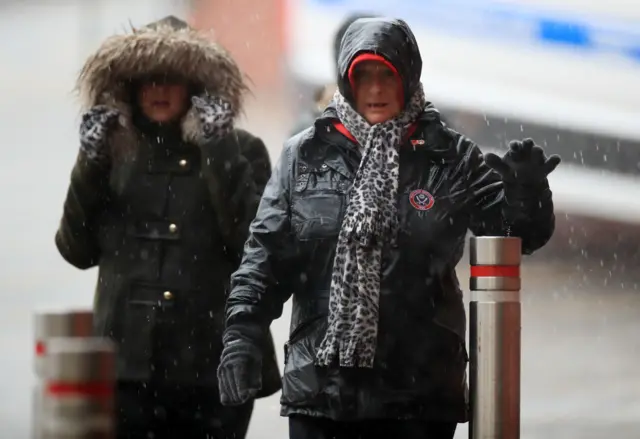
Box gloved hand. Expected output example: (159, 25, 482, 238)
(79, 105, 120, 163)
(217, 324, 263, 406)
(484, 138, 560, 184)
(483, 138, 561, 222)
(191, 95, 234, 143)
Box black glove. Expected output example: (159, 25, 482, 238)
(79, 105, 119, 164)
(483, 138, 561, 222)
(217, 323, 263, 406)
(191, 95, 234, 143)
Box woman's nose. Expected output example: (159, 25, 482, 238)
(368, 78, 384, 94)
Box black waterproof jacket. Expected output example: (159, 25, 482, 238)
(56, 126, 282, 395)
(226, 18, 555, 421)
(55, 16, 281, 395)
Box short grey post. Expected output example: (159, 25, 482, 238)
(39, 337, 116, 439)
(469, 236, 522, 439)
(34, 310, 94, 376)
(33, 310, 94, 439)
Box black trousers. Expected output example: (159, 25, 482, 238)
(289, 415, 457, 439)
(116, 381, 254, 439)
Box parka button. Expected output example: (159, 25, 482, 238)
(179, 159, 187, 167)
(163, 291, 173, 300)
(168, 223, 178, 233)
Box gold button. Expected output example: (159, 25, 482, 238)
(179, 159, 187, 167)
(168, 223, 177, 233)
(163, 291, 173, 300)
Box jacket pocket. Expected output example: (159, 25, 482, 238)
(280, 315, 327, 406)
(116, 283, 172, 373)
(291, 163, 348, 241)
(429, 317, 469, 419)
(431, 317, 469, 366)
(291, 192, 344, 241)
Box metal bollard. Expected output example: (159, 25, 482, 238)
(40, 337, 116, 439)
(34, 310, 94, 377)
(33, 310, 94, 439)
(469, 236, 522, 439)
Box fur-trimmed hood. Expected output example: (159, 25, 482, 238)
(76, 16, 247, 144)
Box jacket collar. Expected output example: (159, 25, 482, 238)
(313, 101, 459, 165)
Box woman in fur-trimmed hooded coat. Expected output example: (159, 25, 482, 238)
(55, 16, 280, 439)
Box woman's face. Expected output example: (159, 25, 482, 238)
(137, 81, 189, 123)
(352, 60, 402, 125)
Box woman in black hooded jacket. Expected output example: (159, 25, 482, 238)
(55, 16, 281, 439)
(217, 17, 560, 439)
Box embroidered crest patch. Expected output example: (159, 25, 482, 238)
(409, 189, 435, 211)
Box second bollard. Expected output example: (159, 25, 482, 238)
(40, 337, 116, 439)
(33, 310, 94, 439)
(469, 236, 522, 439)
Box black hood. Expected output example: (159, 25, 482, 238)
(336, 17, 422, 106)
(332, 12, 379, 75)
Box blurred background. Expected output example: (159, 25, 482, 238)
(1, 0, 639, 437)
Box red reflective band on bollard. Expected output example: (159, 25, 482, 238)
(46, 382, 113, 398)
(470, 265, 520, 277)
(35, 340, 46, 356)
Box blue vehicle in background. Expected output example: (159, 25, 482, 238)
(286, 0, 640, 261)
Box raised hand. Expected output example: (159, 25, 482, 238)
(79, 105, 120, 162)
(191, 95, 234, 142)
(483, 138, 561, 184)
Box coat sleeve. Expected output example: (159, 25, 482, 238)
(225, 143, 297, 328)
(237, 129, 272, 195)
(55, 152, 110, 269)
(200, 129, 271, 262)
(461, 134, 555, 254)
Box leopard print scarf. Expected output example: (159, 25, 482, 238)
(315, 84, 428, 368)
